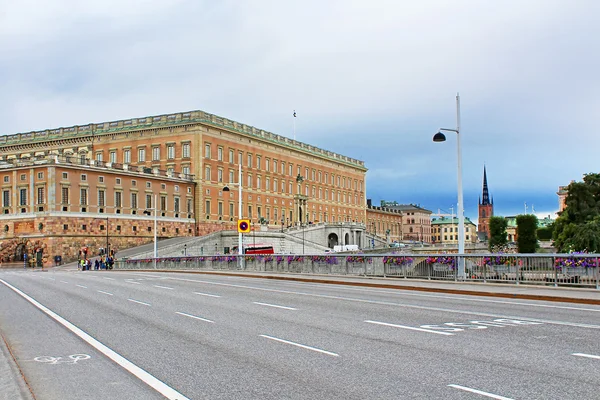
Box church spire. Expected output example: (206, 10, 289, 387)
(481, 165, 490, 205)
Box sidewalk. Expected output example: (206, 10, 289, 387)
(135, 269, 600, 305)
(0, 333, 33, 400)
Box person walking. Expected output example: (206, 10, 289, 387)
(94, 259, 99, 270)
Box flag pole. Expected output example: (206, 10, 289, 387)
(293, 110, 296, 141)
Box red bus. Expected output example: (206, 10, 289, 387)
(232, 244, 275, 255)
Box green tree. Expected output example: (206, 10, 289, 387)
(553, 173, 600, 252)
(516, 214, 538, 253)
(537, 222, 554, 241)
(488, 216, 508, 251)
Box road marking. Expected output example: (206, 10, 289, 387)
(194, 291, 221, 298)
(175, 311, 214, 323)
(97, 290, 113, 296)
(60, 281, 69, 284)
(365, 320, 455, 336)
(103, 277, 115, 281)
(448, 384, 513, 399)
(128, 298, 151, 306)
(76, 285, 88, 289)
(126, 281, 141, 285)
(572, 353, 600, 360)
(0, 279, 189, 400)
(164, 276, 600, 330)
(153, 285, 174, 290)
(34, 354, 90, 365)
(253, 302, 297, 310)
(47, 277, 55, 281)
(260, 334, 339, 357)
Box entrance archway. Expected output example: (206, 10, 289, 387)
(15, 244, 26, 262)
(345, 232, 350, 245)
(327, 233, 339, 248)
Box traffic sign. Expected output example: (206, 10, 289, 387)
(237, 219, 251, 233)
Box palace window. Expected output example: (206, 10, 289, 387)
(152, 147, 160, 161)
(217, 147, 223, 161)
(98, 190, 105, 207)
(80, 188, 88, 205)
(37, 187, 45, 204)
(19, 188, 27, 206)
(167, 145, 175, 160)
(138, 148, 146, 162)
(115, 192, 123, 208)
(182, 143, 191, 158)
(131, 193, 138, 209)
(124, 149, 131, 164)
(3, 190, 10, 207)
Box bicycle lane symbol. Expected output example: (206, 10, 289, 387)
(33, 354, 91, 365)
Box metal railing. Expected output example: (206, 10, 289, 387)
(115, 253, 600, 289)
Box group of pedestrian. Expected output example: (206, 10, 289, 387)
(78, 255, 114, 271)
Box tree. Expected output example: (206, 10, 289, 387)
(516, 214, 538, 253)
(537, 222, 554, 241)
(488, 216, 508, 251)
(553, 173, 600, 252)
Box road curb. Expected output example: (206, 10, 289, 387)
(117, 269, 600, 306)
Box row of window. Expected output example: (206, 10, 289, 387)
(58, 172, 191, 193)
(61, 224, 192, 235)
(94, 142, 191, 164)
(204, 166, 363, 205)
(59, 188, 192, 212)
(204, 143, 363, 190)
(203, 199, 359, 224)
(434, 235, 472, 241)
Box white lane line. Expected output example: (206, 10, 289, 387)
(128, 298, 151, 306)
(76, 285, 88, 289)
(253, 302, 297, 310)
(448, 384, 513, 399)
(194, 291, 221, 298)
(260, 334, 339, 357)
(175, 311, 214, 323)
(97, 290, 113, 296)
(572, 353, 600, 360)
(60, 281, 69, 284)
(126, 281, 141, 285)
(103, 277, 115, 281)
(47, 277, 56, 281)
(153, 285, 174, 290)
(0, 279, 189, 400)
(165, 276, 600, 330)
(365, 320, 455, 336)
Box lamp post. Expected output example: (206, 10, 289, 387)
(184, 244, 187, 256)
(433, 93, 465, 279)
(144, 194, 158, 268)
(105, 215, 109, 258)
(223, 163, 243, 268)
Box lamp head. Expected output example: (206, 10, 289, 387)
(433, 132, 446, 142)
(296, 174, 304, 183)
(223, 186, 231, 192)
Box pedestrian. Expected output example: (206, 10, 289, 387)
(94, 259, 99, 270)
(100, 257, 105, 270)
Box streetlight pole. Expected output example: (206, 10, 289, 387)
(224, 163, 244, 268)
(433, 93, 465, 279)
(153, 194, 157, 260)
(106, 215, 109, 258)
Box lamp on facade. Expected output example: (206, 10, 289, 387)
(433, 93, 465, 279)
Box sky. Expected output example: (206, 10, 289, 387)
(1, 0, 598, 223)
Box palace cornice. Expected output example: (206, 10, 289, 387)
(1, 110, 367, 171)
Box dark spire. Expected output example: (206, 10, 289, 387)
(481, 165, 490, 205)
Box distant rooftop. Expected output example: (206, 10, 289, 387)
(0, 109, 366, 170)
(431, 216, 475, 226)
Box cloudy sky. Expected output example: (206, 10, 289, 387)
(1, 0, 598, 221)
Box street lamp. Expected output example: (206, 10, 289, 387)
(433, 93, 465, 279)
(144, 194, 158, 267)
(223, 162, 243, 268)
(184, 244, 187, 256)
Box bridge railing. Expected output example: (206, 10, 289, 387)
(115, 253, 600, 289)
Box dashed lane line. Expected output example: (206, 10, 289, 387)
(128, 299, 151, 307)
(260, 334, 339, 357)
(194, 292, 221, 298)
(365, 320, 455, 336)
(97, 290, 113, 296)
(153, 285, 174, 290)
(76, 285, 88, 289)
(253, 302, 297, 310)
(175, 311, 214, 323)
(448, 384, 514, 400)
(572, 353, 600, 360)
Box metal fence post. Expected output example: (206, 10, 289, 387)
(596, 257, 599, 290)
(554, 256, 558, 287)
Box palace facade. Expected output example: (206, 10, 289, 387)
(0, 110, 367, 265)
(366, 200, 433, 244)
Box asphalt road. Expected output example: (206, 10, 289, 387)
(1, 269, 599, 400)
